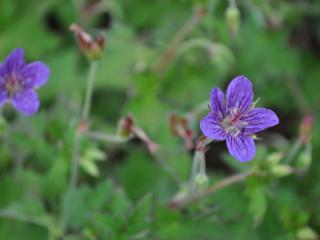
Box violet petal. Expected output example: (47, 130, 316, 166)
(226, 134, 256, 162)
(0, 89, 8, 106)
(210, 87, 225, 120)
(3, 48, 25, 73)
(21, 61, 50, 88)
(12, 89, 40, 115)
(242, 107, 279, 134)
(200, 113, 226, 140)
(226, 75, 253, 116)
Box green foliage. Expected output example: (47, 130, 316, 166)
(0, 0, 319, 239)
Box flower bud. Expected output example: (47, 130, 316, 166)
(169, 112, 195, 150)
(266, 152, 283, 166)
(194, 5, 206, 18)
(70, 23, 105, 61)
(271, 164, 293, 177)
(117, 114, 134, 138)
(117, 114, 158, 154)
(299, 114, 313, 144)
(194, 173, 209, 192)
(225, 6, 240, 39)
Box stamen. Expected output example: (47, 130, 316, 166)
(221, 116, 247, 137)
(5, 73, 21, 97)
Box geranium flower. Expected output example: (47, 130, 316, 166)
(0, 48, 50, 115)
(200, 75, 279, 162)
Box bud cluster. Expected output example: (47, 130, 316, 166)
(169, 113, 195, 150)
(70, 23, 105, 61)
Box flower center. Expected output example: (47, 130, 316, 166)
(5, 73, 21, 97)
(221, 116, 247, 137)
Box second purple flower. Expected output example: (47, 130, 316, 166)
(200, 75, 279, 162)
(0, 48, 50, 115)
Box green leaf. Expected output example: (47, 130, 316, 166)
(127, 194, 153, 236)
(246, 176, 268, 224)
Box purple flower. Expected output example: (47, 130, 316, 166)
(200, 76, 279, 162)
(0, 48, 50, 115)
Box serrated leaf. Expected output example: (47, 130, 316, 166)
(127, 194, 153, 236)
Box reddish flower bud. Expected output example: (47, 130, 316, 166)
(117, 114, 159, 154)
(77, 120, 90, 134)
(169, 113, 195, 150)
(195, 5, 206, 18)
(117, 114, 134, 138)
(70, 23, 105, 61)
(299, 114, 313, 144)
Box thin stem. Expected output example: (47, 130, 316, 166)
(178, 38, 214, 55)
(204, 170, 252, 197)
(229, 0, 236, 8)
(177, 170, 253, 208)
(152, 7, 204, 75)
(284, 139, 302, 164)
(87, 131, 127, 143)
(68, 132, 81, 193)
(82, 61, 98, 120)
(190, 151, 206, 182)
(207, 0, 217, 38)
(285, 75, 311, 115)
(88, 130, 180, 184)
(153, 152, 181, 185)
(60, 61, 98, 231)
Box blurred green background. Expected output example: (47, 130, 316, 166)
(0, 0, 319, 239)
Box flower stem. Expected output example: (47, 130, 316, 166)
(68, 132, 81, 193)
(284, 139, 302, 164)
(174, 170, 253, 208)
(204, 170, 252, 197)
(59, 61, 98, 232)
(285, 75, 311, 115)
(82, 61, 98, 120)
(87, 131, 127, 143)
(152, 7, 204, 75)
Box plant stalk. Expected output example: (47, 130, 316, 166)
(59, 61, 98, 232)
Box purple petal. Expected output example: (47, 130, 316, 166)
(21, 61, 50, 88)
(200, 113, 226, 140)
(0, 64, 5, 85)
(226, 75, 253, 116)
(226, 134, 256, 162)
(0, 88, 8, 106)
(0, 66, 8, 105)
(210, 87, 225, 120)
(3, 48, 25, 73)
(12, 89, 40, 115)
(241, 108, 279, 134)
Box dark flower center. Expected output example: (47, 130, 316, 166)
(5, 73, 21, 97)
